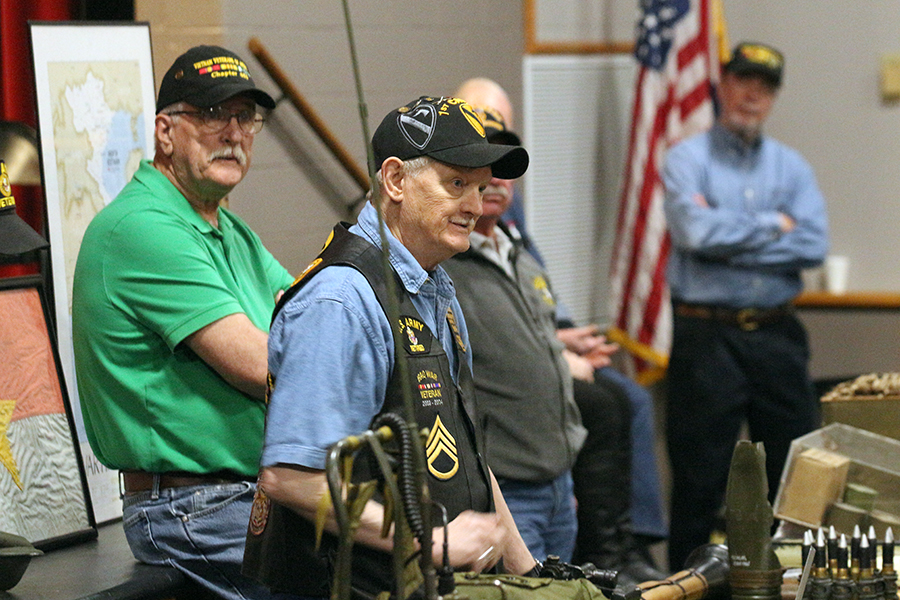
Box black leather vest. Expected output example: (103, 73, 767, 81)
(243, 223, 492, 597)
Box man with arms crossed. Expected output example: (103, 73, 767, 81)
(663, 42, 829, 569)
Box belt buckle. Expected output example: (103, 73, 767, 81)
(736, 308, 760, 331)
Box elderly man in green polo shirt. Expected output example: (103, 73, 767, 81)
(72, 45, 292, 600)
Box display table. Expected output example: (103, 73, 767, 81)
(0, 521, 206, 600)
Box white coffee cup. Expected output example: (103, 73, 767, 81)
(824, 255, 849, 294)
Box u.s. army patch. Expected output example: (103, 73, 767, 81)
(398, 315, 431, 354)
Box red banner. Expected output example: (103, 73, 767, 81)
(0, 0, 74, 276)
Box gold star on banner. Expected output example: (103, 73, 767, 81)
(0, 400, 23, 490)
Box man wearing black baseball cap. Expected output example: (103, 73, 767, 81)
(663, 41, 829, 570)
(73, 45, 290, 600)
(243, 96, 537, 597)
(155, 45, 277, 114)
(717, 42, 785, 143)
(723, 42, 784, 89)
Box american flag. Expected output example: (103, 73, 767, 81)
(607, 0, 724, 384)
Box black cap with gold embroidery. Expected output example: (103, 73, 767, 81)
(0, 160, 49, 255)
(155, 45, 276, 113)
(724, 42, 784, 88)
(372, 96, 528, 179)
(472, 105, 522, 147)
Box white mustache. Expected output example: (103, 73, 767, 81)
(209, 146, 247, 166)
(482, 184, 510, 200)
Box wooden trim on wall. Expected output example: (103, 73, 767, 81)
(527, 40, 635, 54)
(523, 0, 634, 55)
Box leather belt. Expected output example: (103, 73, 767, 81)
(673, 302, 793, 332)
(122, 471, 255, 493)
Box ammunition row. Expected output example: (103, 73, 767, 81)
(800, 525, 897, 600)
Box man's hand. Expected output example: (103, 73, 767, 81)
(557, 326, 619, 370)
(779, 212, 796, 233)
(263, 466, 529, 574)
(557, 324, 603, 355)
(562, 349, 596, 382)
(431, 510, 508, 572)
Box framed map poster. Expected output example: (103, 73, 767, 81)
(0, 275, 96, 549)
(30, 22, 156, 523)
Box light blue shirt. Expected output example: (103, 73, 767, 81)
(663, 123, 829, 308)
(262, 201, 472, 470)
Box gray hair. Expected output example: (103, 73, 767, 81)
(159, 100, 189, 117)
(372, 156, 433, 204)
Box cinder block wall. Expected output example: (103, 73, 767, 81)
(136, 0, 525, 273)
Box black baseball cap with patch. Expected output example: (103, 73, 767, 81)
(156, 45, 276, 113)
(0, 160, 49, 255)
(724, 42, 784, 88)
(372, 96, 528, 180)
(472, 105, 522, 147)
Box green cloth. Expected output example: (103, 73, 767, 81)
(72, 160, 293, 475)
(446, 573, 610, 600)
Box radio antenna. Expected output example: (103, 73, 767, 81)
(339, 2, 437, 598)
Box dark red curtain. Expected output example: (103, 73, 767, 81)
(1, 0, 76, 276)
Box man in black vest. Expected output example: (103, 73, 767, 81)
(243, 96, 536, 598)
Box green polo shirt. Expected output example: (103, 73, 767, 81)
(72, 160, 294, 476)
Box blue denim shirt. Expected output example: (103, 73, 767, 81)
(262, 202, 471, 470)
(663, 123, 829, 308)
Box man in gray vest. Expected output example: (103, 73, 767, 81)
(442, 108, 666, 585)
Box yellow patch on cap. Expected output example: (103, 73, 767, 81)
(740, 44, 783, 69)
(0, 162, 15, 210)
(460, 103, 486, 138)
(192, 56, 251, 80)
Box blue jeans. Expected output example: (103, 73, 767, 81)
(497, 472, 577, 562)
(123, 481, 274, 600)
(597, 366, 668, 540)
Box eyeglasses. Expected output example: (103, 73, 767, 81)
(166, 106, 266, 135)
